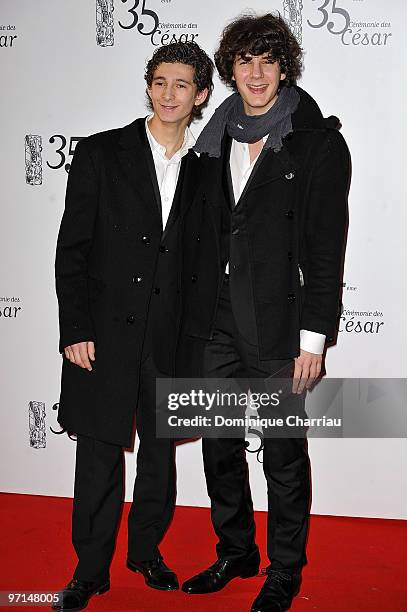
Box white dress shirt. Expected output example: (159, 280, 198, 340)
(230, 137, 266, 203)
(229, 138, 326, 355)
(145, 115, 196, 229)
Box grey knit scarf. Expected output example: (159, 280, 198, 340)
(194, 86, 300, 158)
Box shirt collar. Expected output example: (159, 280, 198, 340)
(145, 114, 196, 161)
(232, 134, 269, 148)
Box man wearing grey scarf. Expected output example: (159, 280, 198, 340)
(180, 12, 350, 612)
(194, 85, 300, 157)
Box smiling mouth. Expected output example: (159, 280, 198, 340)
(160, 104, 179, 110)
(247, 84, 268, 94)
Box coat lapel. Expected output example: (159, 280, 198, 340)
(162, 156, 186, 239)
(224, 137, 236, 210)
(117, 118, 162, 226)
(235, 147, 269, 207)
(142, 130, 162, 219)
(177, 151, 198, 218)
(221, 135, 275, 210)
(162, 150, 200, 239)
(219, 133, 297, 209)
(241, 145, 297, 199)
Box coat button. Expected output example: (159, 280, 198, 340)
(132, 276, 143, 283)
(113, 224, 119, 230)
(154, 287, 160, 294)
(287, 293, 296, 303)
(232, 228, 240, 235)
(141, 235, 150, 245)
(72, 322, 80, 329)
(285, 210, 294, 219)
(126, 315, 135, 324)
(159, 245, 168, 253)
(191, 274, 198, 282)
(285, 172, 295, 180)
(197, 234, 201, 242)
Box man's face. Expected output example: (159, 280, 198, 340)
(148, 62, 208, 125)
(232, 52, 286, 116)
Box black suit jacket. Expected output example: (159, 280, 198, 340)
(179, 87, 351, 361)
(55, 118, 202, 446)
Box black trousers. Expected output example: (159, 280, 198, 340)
(202, 278, 311, 572)
(72, 333, 176, 582)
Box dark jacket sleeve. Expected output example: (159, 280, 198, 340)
(300, 129, 350, 342)
(55, 138, 99, 353)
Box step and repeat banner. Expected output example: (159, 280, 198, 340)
(1, 0, 406, 519)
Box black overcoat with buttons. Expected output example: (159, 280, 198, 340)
(55, 118, 202, 446)
(178, 87, 351, 365)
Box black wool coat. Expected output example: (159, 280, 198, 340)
(55, 118, 203, 446)
(179, 87, 351, 362)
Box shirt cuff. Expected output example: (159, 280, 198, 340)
(300, 329, 326, 355)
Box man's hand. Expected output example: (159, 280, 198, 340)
(64, 341, 95, 371)
(292, 349, 322, 394)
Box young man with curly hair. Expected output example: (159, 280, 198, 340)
(53, 42, 213, 611)
(181, 13, 350, 611)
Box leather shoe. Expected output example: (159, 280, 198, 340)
(127, 557, 179, 591)
(251, 570, 301, 611)
(182, 551, 260, 594)
(51, 578, 110, 612)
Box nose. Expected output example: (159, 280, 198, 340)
(162, 84, 175, 100)
(251, 59, 264, 79)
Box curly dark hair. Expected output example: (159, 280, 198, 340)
(145, 41, 214, 121)
(214, 12, 303, 90)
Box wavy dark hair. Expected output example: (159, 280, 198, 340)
(145, 41, 214, 121)
(214, 12, 303, 90)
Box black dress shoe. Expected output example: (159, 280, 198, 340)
(182, 551, 260, 594)
(127, 557, 179, 591)
(51, 578, 110, 612)
(250, 570, 301, 612)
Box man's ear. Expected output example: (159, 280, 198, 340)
(194, 87, 209, 107)
(146, 87, 152, 99)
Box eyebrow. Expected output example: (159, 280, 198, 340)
(152, 76, 192, 84)
(238, 53, 272, 60)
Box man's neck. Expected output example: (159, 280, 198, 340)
(148, 115, 189, 159)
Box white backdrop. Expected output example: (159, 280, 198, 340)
(1, 0, 406, 519)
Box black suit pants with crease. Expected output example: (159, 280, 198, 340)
(72, 324, 175, 582)
(202, 277, 311, 572)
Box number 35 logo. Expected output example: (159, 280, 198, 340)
(47, 135, 83, 173)
(119, 0, 159, 36)
(307, 0, 350, 35)
(25, 134, 83, 186)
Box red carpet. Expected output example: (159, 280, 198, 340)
(1, 493, 406, 611)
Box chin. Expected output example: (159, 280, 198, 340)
(247, 97, 277, 113)
(155, 112, 182, 123)
(245, 99, 270, 110)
